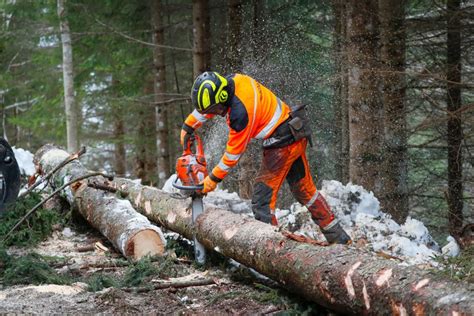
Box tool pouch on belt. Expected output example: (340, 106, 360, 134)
(262, 104, 313, 149)
(288, 104, 313, 147)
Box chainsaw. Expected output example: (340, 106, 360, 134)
(172, 133, 207, 264)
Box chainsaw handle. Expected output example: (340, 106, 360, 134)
(183, 133, 205, 159)
(172, 178, 204, 191)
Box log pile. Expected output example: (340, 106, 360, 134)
(36, 146, 473, 315)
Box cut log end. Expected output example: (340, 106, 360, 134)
(126, 229, 166, 260)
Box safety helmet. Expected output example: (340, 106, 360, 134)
(191, 71, 229, 113)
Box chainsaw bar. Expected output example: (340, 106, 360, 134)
(192, 195, 206, 264)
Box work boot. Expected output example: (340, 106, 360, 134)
(322, 222, 351, 245)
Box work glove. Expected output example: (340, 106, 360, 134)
(200, 175, 217, 194)
(322, 222, 352, 245)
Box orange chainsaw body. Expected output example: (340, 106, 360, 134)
(175, 134, 208, 189)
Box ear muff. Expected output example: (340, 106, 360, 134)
(214, 73, 228, 104)
(218, 89, 228, 103)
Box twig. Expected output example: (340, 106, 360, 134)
(76, 244, 95, 252)
(19, 146, 87, 199)
(94, 17, 192, 52)
(3, 172, 109, 242)
(122, 278, 216, 293)
(87, 182, 129, 197)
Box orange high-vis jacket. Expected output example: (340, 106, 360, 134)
(184, 74, 291, 181)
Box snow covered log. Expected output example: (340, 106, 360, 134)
(34, 145, 166, 260)
(113, 177, 473, 315)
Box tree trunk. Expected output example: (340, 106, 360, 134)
(112, 79, 126, 177)
(192, 0, 210, 77)
(34, 145, 166, 260)
(135, 79, 158, 185)
(346, 0, 383, 195)
(446, 0, 463, 237)
(111, 177, 473, 315)
(113, 112, 126, 177)
(379, 0, 408, 223)
(151, 0, 170, 188)
(332, 0, 350, 184)
(57, 0, 79, 153)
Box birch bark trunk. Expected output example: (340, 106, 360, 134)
(34, 145, 166, 260)
(57, 0, 79, 153)
(112, 177, 473, 315)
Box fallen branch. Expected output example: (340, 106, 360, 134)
(122, 278, 216, 293)
(87, 181, 129, 197)
(4, 172, 107, 242)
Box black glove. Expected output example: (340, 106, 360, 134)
(322, 222, 351, 245)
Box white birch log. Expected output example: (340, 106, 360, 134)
(34, 145, 166, 260)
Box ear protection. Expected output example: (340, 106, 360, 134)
(214, 72, 229, 104)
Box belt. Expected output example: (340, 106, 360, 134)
(262, 118, 295, 149)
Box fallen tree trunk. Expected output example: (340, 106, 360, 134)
(112, 177, 473, 315)
(34, 145, 166, 260)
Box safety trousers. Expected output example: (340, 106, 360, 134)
(251, 138, 335, 228)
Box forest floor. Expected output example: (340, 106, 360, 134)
(0, 223, 329, 315)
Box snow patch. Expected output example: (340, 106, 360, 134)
(12, 147, 35, 176)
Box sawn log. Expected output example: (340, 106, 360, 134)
(34, 145, 166, 260)
(112, 177, 473, 315)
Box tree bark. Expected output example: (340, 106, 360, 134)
(57, 0, 80, 153)
(135, 79, 158, 186)
(332, 0, 350, 184)
(379, 0, 408, 223)
(112, 79, 126, 177)
(34, 145, 166, 260)
(192, 0, 210, 77)
(446, 0, 463, 237)
(151, 0, 170, 187)
(112, 177, 473, 315)
(346, 0, 383, 195)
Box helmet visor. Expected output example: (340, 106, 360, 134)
(198, 103, 228, 116)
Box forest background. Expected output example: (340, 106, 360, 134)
(0, 0, 472, 244)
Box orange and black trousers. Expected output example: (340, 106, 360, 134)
(251, 137, 335, 229)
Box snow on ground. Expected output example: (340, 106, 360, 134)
(283, 180, 444, 266)
(12, 147, 35, 176)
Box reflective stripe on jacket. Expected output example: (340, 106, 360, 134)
(183, 74, 291, 181)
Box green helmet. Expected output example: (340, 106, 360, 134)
(191, 71, 229, 113)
